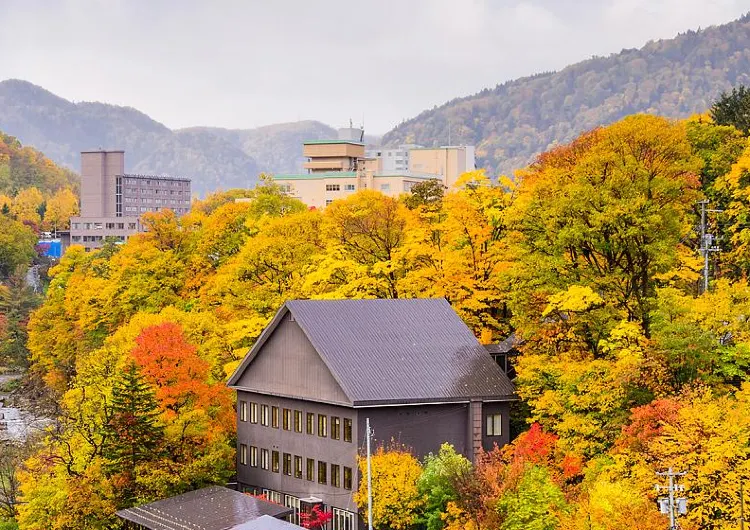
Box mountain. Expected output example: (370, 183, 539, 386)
(0, 80, 351, 195)
(382, 13, 750, 178)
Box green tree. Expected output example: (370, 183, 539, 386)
(102, 362, 164, 502)
(404, 179, 446, 210)
(711, 85, 750, 135)
(418, 443, 472, 530)
(496, 466, 568, 530)
(0, 215, 36, 278)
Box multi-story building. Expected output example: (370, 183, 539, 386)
(227, 298, 516, 530)
(366, 144, 419, 173)
(409, 145, 476, 188)
(69, 150, 191, 252)
(273, 134, 441, 209)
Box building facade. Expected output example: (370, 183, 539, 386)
(228, 299, 516, 530)
(409, 145, 476, 188)
(69, 150, 191, 251)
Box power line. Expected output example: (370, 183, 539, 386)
(655, 468, 688, 530)
(698, 199, 723, 293)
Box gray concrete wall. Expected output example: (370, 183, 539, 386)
(357, 402, 470, 460)
(236, 390, 359, 515)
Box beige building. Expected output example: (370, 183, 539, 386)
(409, 145, 476, 188)
(274, 138, 441, 209)
(70, 150, 191, 251)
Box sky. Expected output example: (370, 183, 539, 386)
(0, 0, 747, 134)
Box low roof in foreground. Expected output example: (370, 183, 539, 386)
(229, 298, 516, 406)
(115, 486, 293, 530)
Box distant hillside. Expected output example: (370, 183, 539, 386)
(383, 13, 750, 177)
(0, 81, 351, 195)
(0, 131, 78, 195)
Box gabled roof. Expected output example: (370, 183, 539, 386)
(228, 299, 515, 406)
(231, 515, 302, 530)
(115, 486, 293, 530)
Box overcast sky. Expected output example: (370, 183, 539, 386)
(0, 0, 747, 134)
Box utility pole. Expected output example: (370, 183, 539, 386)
(698, 200, 723, 293)
(656, 468, 688, 530)
(366, 417, 373, 530)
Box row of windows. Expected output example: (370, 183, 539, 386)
(243, 488, 356, 530)
(325, 184, 357, 192)
(124, 179, 188, 188)
(239, 445, 353, 489)
(239, 402, 352, 442)
(124, 206, 189, 214)
(72, 235, 126, 243)
(72, 222, 137, 230)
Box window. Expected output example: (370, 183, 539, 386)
(84, 223, 91, 230)
(72, 223, 80, 230)
(239, 401, 247, 422)
(326, 199, 334, 206)
(261, 449, 269, 470)
(318, 415, 327, 437)
(117, 223, 124, 229)
(240, 444, 247, 465)
(306, 458, 315, 481)
(272, 450, 280, 473)
(380, 183, 391, 192)
(331, 464, 340, 488)
(261, 405, 269, 426)
(486, 413, 502, 436)
(326, 184, 341, 191)
(250, 403, 258, 424)
(318, 461, 327, 484)
(294, 410, 303, 433)
(272, 406, 279, 429)
(283, 453, 292, 476)
(106, 223, 115, 229)
(250, 446, 258, 467)
(72, 236, 81, 242)
(344, 466, 353, 490)
(283, 408, 292, 431)
(331, 417, 341, 440)
(344, 184, 356, 191)
(128, 223, 137, 230)
(332, 507, 356, 530)
(294, 455, 303, 479)
(307, 413, 314, 435)
(344, 418, 352, 442)
(93, 222, 103, 229)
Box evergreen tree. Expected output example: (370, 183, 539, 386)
(711, 85, 750, 135)
(102, 362, 163, 491)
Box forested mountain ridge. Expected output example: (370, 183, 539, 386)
(383, 13, 750, 177)
(0, 80, 346, 195)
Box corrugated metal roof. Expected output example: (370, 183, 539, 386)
(230, 515, 302, 530)
(115, 486, 292, 530)
(484, 333, 521, 355)
(286, 299, 515, 405)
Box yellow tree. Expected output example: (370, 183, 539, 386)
(11, 186, 44, 228)
(354, 445, 425, 530)
(44, 187, 79, 231)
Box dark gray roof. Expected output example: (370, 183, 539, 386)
(230, 515, 302, 530)
(115, 486, 292, 530)
(484, 333, 521, 355)
(229, 298, 515, 406)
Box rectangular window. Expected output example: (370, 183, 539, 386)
(272, 406, 279, 429)
(307, 413, 314, 435)
(261, 405, 269, 426)
(344, 466, 353, 490)
(117, 223, 124, 229)
(294, 455, 303, 479)
(331, 464, 340, 488)
(250, 402, 258, 423)
(283, 453, 292, 476)
(325, 199, 334, 206)
(272, 450, 280, 473)
(344, 418, 352, 442)
(128, 223, 137, 230)
(250, 446, 258, 467)
(240, 444, 247, 465)
(240, 401, 247, 422)
(331, 417, 341, 440)
(486, 413, 502, 436)
(306, 458, 315, 481)
(294, 410, 303, 433)
(283, 408, 292, 431)
(318, 415, 327, 437)
(344, 184, 356, 191)
(332, 508, 356, 530)
(261, 449, 269, 470)
(380, 183, 391, 192)
(318, 461, 327, 484)
(326, 184, 340, 191)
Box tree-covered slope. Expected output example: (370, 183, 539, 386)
(0, 131, 78, 195)
(382, 13, 750, 177)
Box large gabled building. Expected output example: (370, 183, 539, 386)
(227, 298, 516, 530)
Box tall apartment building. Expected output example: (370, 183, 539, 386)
(69, 150, 191, 252)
